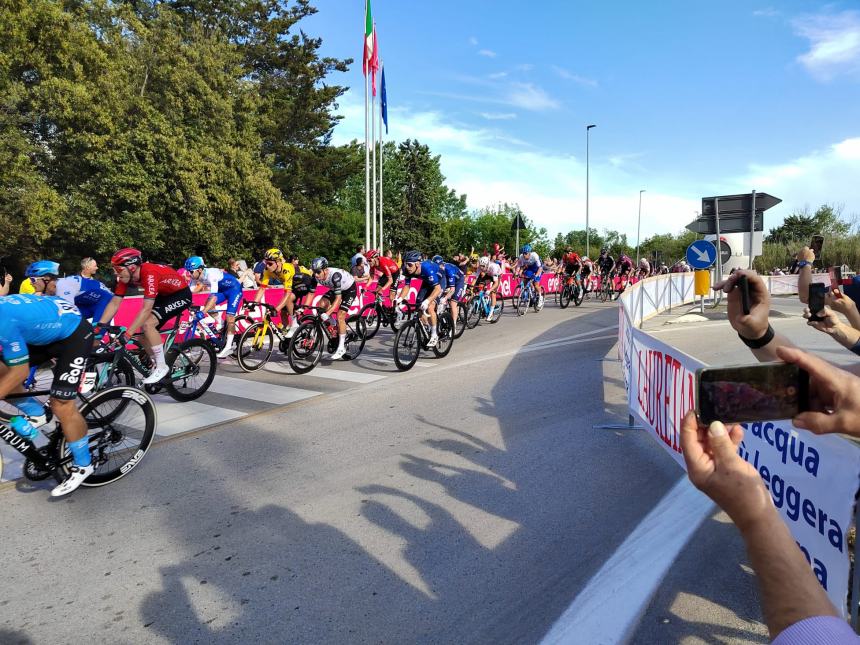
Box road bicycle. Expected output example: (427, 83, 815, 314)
(287, 310, 367, 374)
(90, 324, 216, 401)
(0, 385, 156, 488)
(233, 302, 291, 372)
(178, 304, 255, 358)
(513, 276, 544, 316)
(464, 283, 504, 329)
(558, 273, 585, 309)
(598, 271, 616, 303)
(392, 303, 454, 371)
(358, 291, 407, 340)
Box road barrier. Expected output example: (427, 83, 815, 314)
(617, 273, 860, 620)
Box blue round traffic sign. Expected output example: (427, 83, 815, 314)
(686, 240, 717, 269)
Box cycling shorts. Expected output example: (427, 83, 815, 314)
(524, 270, 542, 283)
(581, 265, 592, 278)
(292, 274, 317, 299)
(450, 278, 466, 302)
(152, 287, 192, 328)
(213, 285, 243, 315)
(416, 284, 439, 306)
(563, 263, 581, 276)
(377, 270, 400, 291)
(324, 284, 357, 312)
(26, 320, 94, 400)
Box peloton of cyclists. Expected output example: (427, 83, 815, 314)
(396, 251, 442, 348)
(513, 244, 544, 308)
(184, 256, 244, 358)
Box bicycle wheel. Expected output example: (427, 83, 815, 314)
(489, 297, 504, 323)
(56, 386, 157, 487)
(465, 296, 482, 329)
(559, 284, 571, 309)
(453, 304, 467, 339)
(236, 322, 274, 372)
(573, 283, 585, 306)
(163, 338, 217, 402)
(288, 320, 324, 374)
(516, 288, 530, 317)
(344, 317, 367, 360)
(86, 352, 136, 391)
(361, 303, 381, 340)
(433, 312, 455, 358)
(393, 319, 421, 371)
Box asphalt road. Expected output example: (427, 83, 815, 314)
(2, 294, 825, 644)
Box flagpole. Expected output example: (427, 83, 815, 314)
(379, 70, 384, 253)
(364, 68, 370, 250)
(371, 88, 377, 251)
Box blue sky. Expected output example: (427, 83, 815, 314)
(305, 1, 860, 242)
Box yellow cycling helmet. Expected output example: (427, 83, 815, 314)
(264, 248, 284, 261)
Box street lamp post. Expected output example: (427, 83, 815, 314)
(636, 189, 646, 266)
(586, 124, 596, 259)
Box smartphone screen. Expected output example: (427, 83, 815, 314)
(829, 266, 843, 291)
(810, 235, 824, 259)
(809, 282, 826, 317)
(697, 363, 809, 425)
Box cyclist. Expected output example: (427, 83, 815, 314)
(0, 293, 95, 496)
(561, 248, 583, 289)
(474, 255, 502, 316)
(514, 244, 544, 307)
(288, 259, 319, 324)
(184, 256, 244, 358)
(432, 255, 465, 333)
(397, 250, 442, 347)
(597, 248, 615, 278)
(26, 260, 114, 323)
(310, 257, 357, 361)
(618, 253, 634, 279)
(254, 248, 304, 336)
(98, 248, 192, 384)
(637, 257, 651, 280)
(367, 249, 400, 300)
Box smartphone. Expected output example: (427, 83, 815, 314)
(810, 235, 824, 260)
(696, 362, 809, 425)
(809, 282, 827, 321)
(737, 274, 751, 316)
(829, 266, 843, 292)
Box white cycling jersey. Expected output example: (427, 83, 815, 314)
(477, 262, 502, 279)
(54, 276, 112, 304)
(190, 267, 225, 295)
(516, 252, 541, 270)
(317, 268, 355, 294)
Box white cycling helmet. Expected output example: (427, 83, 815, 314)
(478, 256, 490, 268)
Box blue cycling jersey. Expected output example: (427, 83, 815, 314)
(417, 261, 441, 286)
(55, 276, 113, 321)
(441, 262, 464, 288)
(0, 294, 83, 365)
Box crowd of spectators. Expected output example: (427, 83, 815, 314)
(681, 245, 860, 642)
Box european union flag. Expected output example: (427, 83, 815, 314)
(380, 67, 388, 134)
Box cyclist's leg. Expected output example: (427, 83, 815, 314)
(146, 288, 192, 381)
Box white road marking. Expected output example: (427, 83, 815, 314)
(263, 360, 386, 383)
(152, 399, 245, 437)
(539, 477, 713, 645)
(207, 375, 321, 405)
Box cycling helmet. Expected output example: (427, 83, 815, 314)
(184, 256, 205, 271)
(365, 249, 379, 260)
(264, 248, 284, 261)
(25, 260, 60, 278)
(111, 247, 143, 267)
(431, 255, 444, 265)
(478, 256, 490, 268)
(310, 257, 328, 272)
(600, 247, 608, 255)
(521, 244, 532, 255)
(404, 250, 423, 264)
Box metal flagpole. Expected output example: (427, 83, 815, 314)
(364, 68, 370, 249)
(372, 88, 377, 251)
(379, 81, 384, 252)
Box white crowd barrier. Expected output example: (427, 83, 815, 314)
(617, 273, 860, 618)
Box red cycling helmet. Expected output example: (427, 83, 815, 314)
(365, 249, 379, 260)
(111, 247, 143, 267)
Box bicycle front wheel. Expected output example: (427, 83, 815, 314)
(433, 312, 455, 358)
(361, 304, 381, 340)
(573, 283, 585, 306)
(344, 318, 367, 360)
(453, 303, 467, 338)
(393, 320, 421, 371)
(559, 285, 571, 309)
(164, 338, 217, 402)
(236, 322, 274, 372)
(516, 288, 530, 316)
(465, 296, 482, 330)
(288, 321, 324, 374)
(58, 386, 157, 487)
(489, 297, 504, 323)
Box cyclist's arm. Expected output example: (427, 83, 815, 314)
(98, 295, 124, 326)
(126, 298, 155, 336)
(324, 295, 342, 317)
(426, 285, 442, 303)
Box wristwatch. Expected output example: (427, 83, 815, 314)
(797, 260, 811, 268)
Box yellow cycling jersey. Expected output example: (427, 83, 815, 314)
(260, 263, 312, 290)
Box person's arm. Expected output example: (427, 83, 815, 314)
(0, 273, 11, 297)
(126, 298, 155, 335)
(826, 288, 860, 331)
(0, 362, 30, 399)
(804, 305, 860, 350)
(714, 270, 795, 362)
(98, 295, 124, 326)
(680, 412, 839, 639)
(796, 246, 815, 304)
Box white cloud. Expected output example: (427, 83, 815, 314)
(478, 49, 497, 58)
(468, 36, 479, 46)
(515, 63, 534, 72)
(552, 65, 598, 87)
(740, 137, 860, 231)
(753, 8, 780, 18)
(793, 10, 860, 81)
(488, 71, 508, 79)
(505, 82, 560, 110)
(479, 112, 517, 120)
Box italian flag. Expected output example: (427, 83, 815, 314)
(362, 1, 375, 77)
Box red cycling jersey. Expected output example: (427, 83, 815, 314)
(377, 256, 399, 276)
(563, 252, 582, 266)
(114, 263, 187, 299)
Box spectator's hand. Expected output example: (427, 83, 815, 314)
(802, 305, 846, 340)
(776, 346, 860, 438)
(713, 270, 770, 339)
(826, 288, 857, 318)
(799, 246, 815, 263)
(681, 411, 773, 531)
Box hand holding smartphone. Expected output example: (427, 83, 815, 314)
(696, 362, 810, 425)
(808, 282, 827, 322)
(737, 274, 751, 316)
